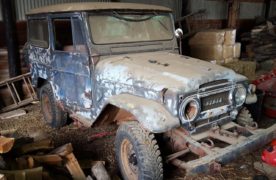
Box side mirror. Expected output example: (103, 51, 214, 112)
(175, 28, 183, 39)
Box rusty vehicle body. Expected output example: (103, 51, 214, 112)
(24, 2, 276, 179)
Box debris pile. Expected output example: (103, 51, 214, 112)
(189, 29, 241, 64)
(242, 21, 276, 63)
(0, 134, 111, 180)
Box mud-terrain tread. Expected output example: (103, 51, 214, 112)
(115, 121, 163, 180)
(40, 83, 67, 128)
(236, 107, 254, 127)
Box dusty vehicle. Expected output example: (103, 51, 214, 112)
(25, 2, 276, 179)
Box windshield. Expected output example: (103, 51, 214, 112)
(89, 12, 174, 44)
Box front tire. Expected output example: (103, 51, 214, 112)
(40, 83, 67, 128)
(115, 121, 163, 180)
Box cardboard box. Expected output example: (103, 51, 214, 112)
(223, 45, 234, 59)
(233, 43, 241, 58)
(189, 30, 225, 45)
(190, 45, 223, 61)
(224, 29, 236, 45)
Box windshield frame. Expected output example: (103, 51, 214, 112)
(88, 11, 175, 45)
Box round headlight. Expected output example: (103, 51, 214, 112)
(179, 97, 200, 122)
(234, 85, 247, 106)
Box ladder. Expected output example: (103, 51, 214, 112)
(0, 72, 37, 112)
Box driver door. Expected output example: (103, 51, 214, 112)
(51, 15, 92, 110)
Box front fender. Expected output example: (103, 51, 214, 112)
(108, 94, 180, 133)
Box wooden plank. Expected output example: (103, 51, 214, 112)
(64, 153, 86, 180)
(16, 139, 54, 155)
(0, 167, 43, 180)
(91, 161, 111, 180)
(17, 156, 35, 169)
(17, 154, 63, 169)
(0, 136, 14, 154)
(50, 143, 73, 157)
(0, 109, 26, 119)
(79, 160, 105, 170)
(0, 174, 6, 180)
(33, 154, 63, 166)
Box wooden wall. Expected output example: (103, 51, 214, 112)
(0, 21, 27, 48)
(0, 21, 28, 82)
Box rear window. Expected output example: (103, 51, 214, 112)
(28, 19, 49, 48)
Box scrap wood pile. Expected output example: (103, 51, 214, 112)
(241, 20, 276, 62)
(0, 133, 110, 180)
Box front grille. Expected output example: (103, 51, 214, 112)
(201, 91, 230, 111)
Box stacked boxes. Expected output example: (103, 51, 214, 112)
(189, 29, 241, 64)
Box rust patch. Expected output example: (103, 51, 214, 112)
(84, 91, 92, 99)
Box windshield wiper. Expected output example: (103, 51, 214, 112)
(112, 11, 153, 22)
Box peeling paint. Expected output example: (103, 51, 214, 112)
(26, 10, 250, 134)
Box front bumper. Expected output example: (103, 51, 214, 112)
(170, 122, 276, 175)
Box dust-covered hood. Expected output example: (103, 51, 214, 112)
(95, 51, 245, 93)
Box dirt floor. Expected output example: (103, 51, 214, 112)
(0, 103, 274, 180)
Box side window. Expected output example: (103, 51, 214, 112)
(72, 18, 87, 53)
(28, 19, 49, 48)
(53, 18, 73, 51)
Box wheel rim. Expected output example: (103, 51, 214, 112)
(41, 93, 53, 124)
(120, 139, 138, 180)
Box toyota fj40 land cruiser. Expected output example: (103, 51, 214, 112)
(25, 2, 276, 179)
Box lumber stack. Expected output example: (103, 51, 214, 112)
(0, 135, 110, 180)
(189, 29, 240, 64)
(241, 21, 276, 62)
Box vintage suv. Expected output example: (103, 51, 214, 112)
(25, 2, 276, 180)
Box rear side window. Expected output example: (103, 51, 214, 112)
(28, 19, 49, 48)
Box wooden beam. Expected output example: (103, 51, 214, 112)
(64, 153, 86, 180)
(0, 167, 43, 180)
(50, 143, 73, 157)
(16, 139, 54, 155)
(0, 109, 26, 119)
(91, 161, 111, 180)
(0, 136, 14, 154)
(228, 0, 240, 28)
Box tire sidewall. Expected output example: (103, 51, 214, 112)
(40, 83, 65, 128)
(115, 122, 163, 180)
(116, 129, 142, 180)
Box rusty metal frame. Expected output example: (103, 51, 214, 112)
(167, 121, 276, 175)
(0, 72, 37, 112)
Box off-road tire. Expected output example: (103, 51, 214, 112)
(115, 121, 163, 180)
(40, 83, 67, 128)
(236, 107, 254, 127)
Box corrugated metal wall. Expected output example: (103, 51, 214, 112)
(270, 1, 276, 17)
(190, 0, 227, 19)
(0, 0, 111, 21)
(189, 0, 271, 20)
(239, 2, 266, 19)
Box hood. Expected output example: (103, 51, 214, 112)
(95, 51, 244, 93)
